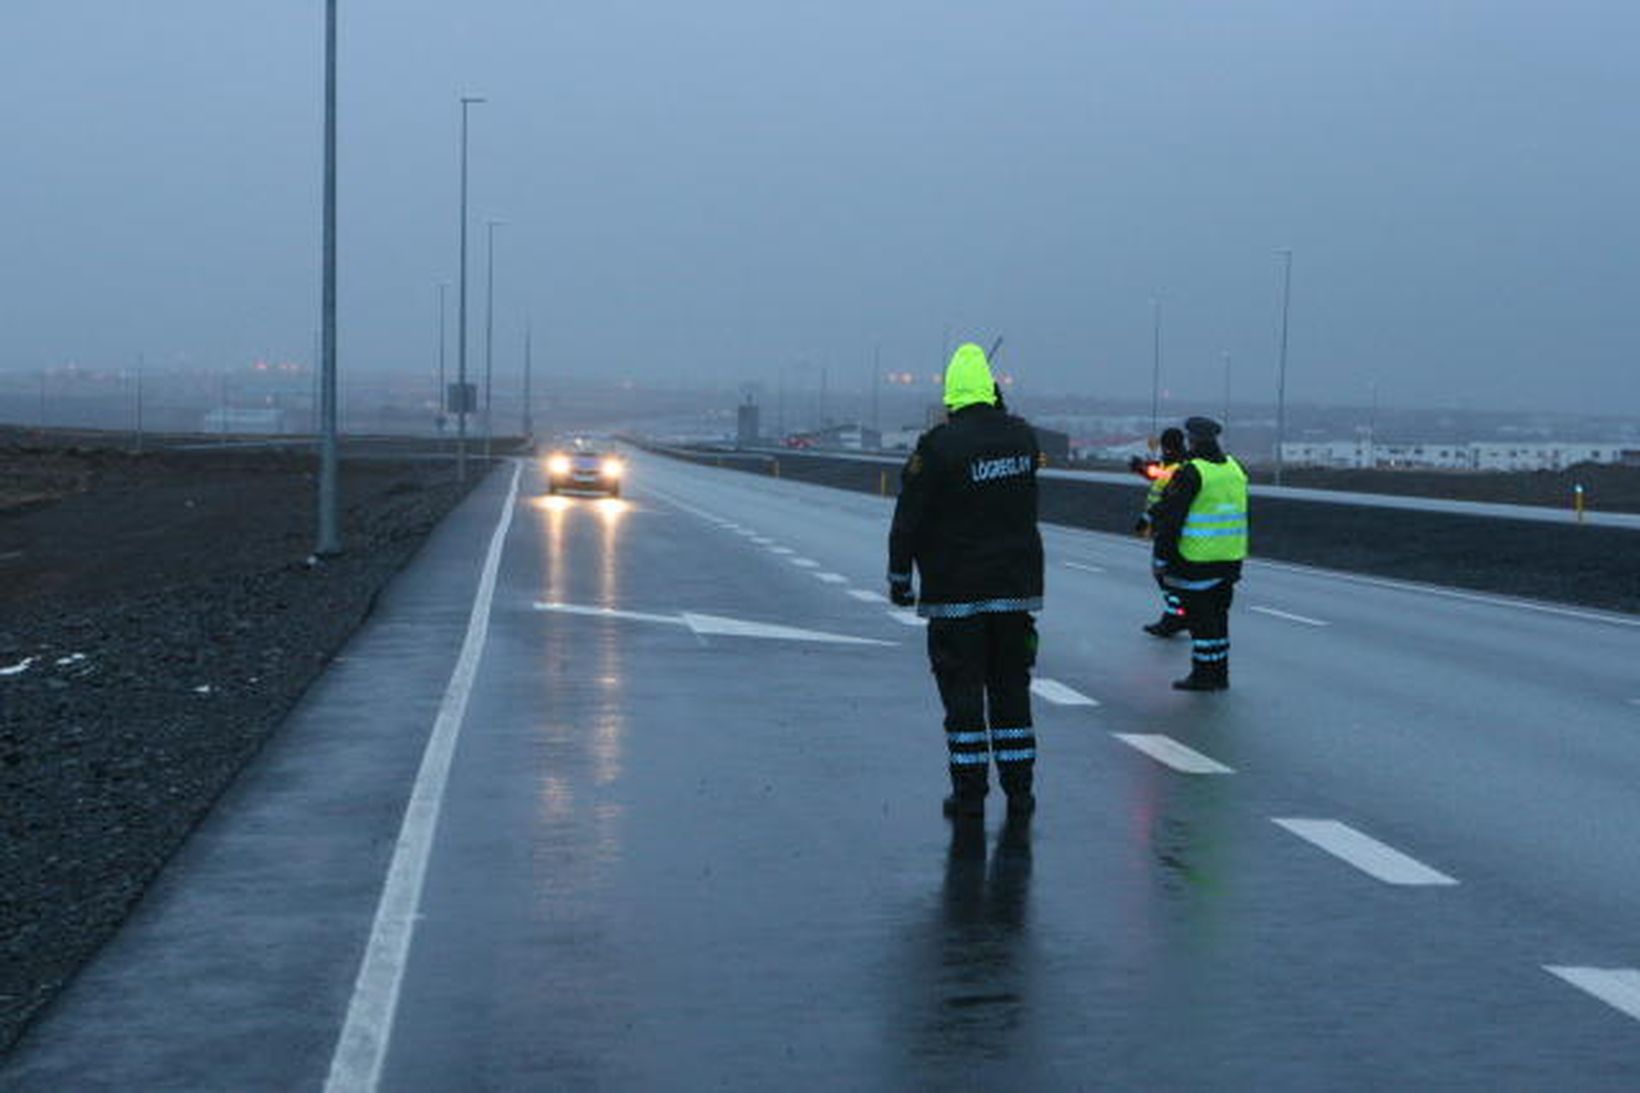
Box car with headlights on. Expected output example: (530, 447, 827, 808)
(545, 439, 624, 496)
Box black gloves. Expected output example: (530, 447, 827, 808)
(889, 580, 916, 607)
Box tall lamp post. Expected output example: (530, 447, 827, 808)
(435, 281, 450, 435)
(1221, 350, 1231, 437)
(483, 217, 505, 459)
(1274, 248, 1293, 486)
(522, 318, 534, 440)
(315, 0, 341, 556)
(1150, 297, 1162, 439)
(456, 93, 485, 481)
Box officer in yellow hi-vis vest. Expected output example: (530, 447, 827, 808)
(1149, 416, 1248, 690)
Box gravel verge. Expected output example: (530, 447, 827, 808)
(0, 444, 484, 1054)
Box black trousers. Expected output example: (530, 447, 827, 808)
(927, 612, 1037, 799)
(1152, 570, 1186, 624)
(1177, 581, 1234, 678)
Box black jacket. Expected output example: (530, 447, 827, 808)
(1150, 442, 1244, 585)
(888, 404, 1045, 617)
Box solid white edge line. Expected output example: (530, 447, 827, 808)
(1272, 818, 1458, 886)
(1544, 967, 1640, 1023)
(324, 461, 522, 1093)
(1249, 605, 1330, 627)
(1031, 678, 1100, 707)
(1245, 556, 1640, 629)
(1112, 733, 1233, 774)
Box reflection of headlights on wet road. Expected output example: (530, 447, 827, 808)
(547, 454, 571, 476)
(600, 458, 624, 478)
(535, 494, 573, 512)
(595, 497, 628, 521)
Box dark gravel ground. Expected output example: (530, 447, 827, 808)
(0, 441, 484, 1054)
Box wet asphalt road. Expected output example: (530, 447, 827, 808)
(7, 449, 1640, 1090)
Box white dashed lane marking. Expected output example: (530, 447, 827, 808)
(768, 547, 795, 555)
(887, 610, 924, 627)
(790, 558, 821, 568)
(848, 590, 886, 604)
(1273, 819, 1458, 886)
(1112, 734, 1233, 774)
(1250, 606, 1330, 627)
(1545, 967, 1640, 1024)
(1030, 678, 1100, 707)
(1063, 561, 1106, 574)
(813, 572, 848, 584)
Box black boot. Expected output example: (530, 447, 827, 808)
(943, 770, 987, 818)
(1172, 659, 1229, 691)
(1143, 615, 1185, 638)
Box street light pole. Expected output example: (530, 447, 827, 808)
(456, 93, 485, 481)
(436, 281, 449, 435)
(522, 317, 534, 440)
(483, 217, 504, 460)
(1150, 297, 1162, 439)
(315, 0, 341, 556)
(134, 352, 145, 454)
(1222, 350, 1231, 437)
(1274, 248, 1293, 486)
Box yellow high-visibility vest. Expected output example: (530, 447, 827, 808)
(1179, 457, 1249, 562)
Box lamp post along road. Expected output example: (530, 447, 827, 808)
(314, 0, 341, 555)
(456, 94, 485, 481)
(1150, 297, 1162, 440)
(483, 218, 504, 460)
(436, 281, 449, 435)
(522, 319, 534, 440)
(1222, 350, 1231, 437)
(1274, 248, 1293, 486)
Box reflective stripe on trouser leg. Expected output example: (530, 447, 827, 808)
(946, 729, 991, 775)
(1192, 637, 1229, 665)
(1164, 591, 1186, 619)
(990, 726, 1037, 792)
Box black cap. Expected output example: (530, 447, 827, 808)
(1184, 416, 1222, 441)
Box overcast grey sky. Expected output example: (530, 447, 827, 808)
(2, 1, 1635, 414)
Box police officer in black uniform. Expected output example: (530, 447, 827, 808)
(888, 343, 1044, 819)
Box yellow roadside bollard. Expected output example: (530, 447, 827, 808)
(879, 470, 888, 496)
(1574, 483, 1585, 523)
(772, 459, 780, 479)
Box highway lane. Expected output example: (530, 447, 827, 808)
(7, 448, 1640, 1089)
(376, 451, 1640, 1087)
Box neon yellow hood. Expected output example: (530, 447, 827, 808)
(942, 343, 997, 410)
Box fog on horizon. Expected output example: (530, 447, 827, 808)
(2, 1, 1636, 419)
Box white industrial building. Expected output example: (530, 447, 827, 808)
(1281, 440, 1636, 472)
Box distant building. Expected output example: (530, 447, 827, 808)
(1033, 426, 1071, 466)
(879, 427, 922, 452)
(202, 407, 287, 434)
(813, 423, 881, 452)
(735, 400, 760, 448)
(1280, 440, 1631, 472)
